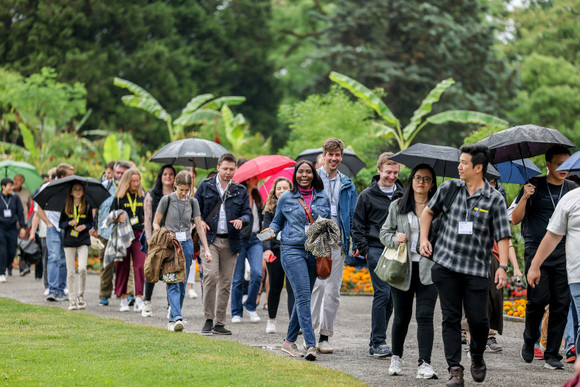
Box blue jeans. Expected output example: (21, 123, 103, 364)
(231, 233, 263, 316)
(46, 227, 67, 295)
(564, 297, 578, 352)
(167, 239, 193, 322)
(281, 244, 317, 348)
(569, 283, 580, 355)
(366, 246, 393, 347)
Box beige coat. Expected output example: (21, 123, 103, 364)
(145, 227, 186, 284)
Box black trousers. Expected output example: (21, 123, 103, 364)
(266, 247, 294, 319)
(431, 263, 489, 369)
(523, 249, 569, 361)
(391, 262, 438, 364)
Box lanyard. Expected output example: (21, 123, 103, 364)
(546, 182, 564, 209)
(73, 204, 81, 224)
(329, 178, 338, 204)
(126, 193, 137, 216)
(176, 195, 188, 230)
(1, 195, 10, 209)
(464, 190, 483, 221)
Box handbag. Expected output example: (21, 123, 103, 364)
(297, 197, 332, 280)
(374, 243, 407, 284)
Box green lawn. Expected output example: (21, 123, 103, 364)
(0, 298, 366, 386)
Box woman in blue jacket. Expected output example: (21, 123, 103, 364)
(263, 160, 330, 361)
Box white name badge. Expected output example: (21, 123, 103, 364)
(130, 216, 139, 226)
(71, 230, 79, 237)
(458, 221, 474, 235)
(3, 209, 12, 218)
(411, 238, 418, 253)
(175, 231, 187, 242)
(331, 204, 338, 217)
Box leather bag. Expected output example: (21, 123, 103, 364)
(297, 197, 332, 280)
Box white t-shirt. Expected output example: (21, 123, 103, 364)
(547, 188, 580, 284)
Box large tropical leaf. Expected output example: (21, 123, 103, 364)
(0, 141, 29, 156)
(74, 109, 92, 133)
(372, 122, 397, 139)
(402, 78, 455, 140)
(426, 110, 509, 128)
(19, 123, 39, 159)
(180, 94, 215, 115)
(114, 77, 170, 122)
(329, 71, 399, 127)
(202, 96, 246, 110)
(174, 109, 221, 126)
(103, 134, 121, 163)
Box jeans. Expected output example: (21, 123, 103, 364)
(168, 239, 193, 322)
(431, 263, 489, 369)
(564, 298, 578, 352)
(46, 227, 67, 295)
(281, 244, 317, 348)
(568, 283, 580, 356)
(231, 233, 263, 316)
(0, 225, 18, 276)
(366, 246, 393, 347)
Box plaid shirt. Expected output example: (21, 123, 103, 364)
(428, 179, 511, 278)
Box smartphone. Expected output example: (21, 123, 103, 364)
(257, 229, 275, 241)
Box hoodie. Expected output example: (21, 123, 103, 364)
(351, 175, 405, 257)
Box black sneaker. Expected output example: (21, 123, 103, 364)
(212, 325, 232, 335)
(369, 344, 393, 357)
(127, 296, 136, 306)
(520, 343, 534, 363)
(20, 267, 31, 277)
(544, 357, 564, 370)
(201, 320, 213, 334)
(486, 337, 503, 352)
(46, 293, 57, 302)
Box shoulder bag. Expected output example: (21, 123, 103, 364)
(297, 197, 332, 280)
(374, 242, 407, 284)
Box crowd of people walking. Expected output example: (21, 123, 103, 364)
(2, 131, 580, 386)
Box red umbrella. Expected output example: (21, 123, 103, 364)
(233, 155, 296, 184)
(258, 167, 295, 202)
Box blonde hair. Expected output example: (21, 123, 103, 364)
(115, 168, 143, 198)
(377, 152, 399, 169)
(263, 177, 292, 214)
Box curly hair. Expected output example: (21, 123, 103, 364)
(263, 177, 292, 214)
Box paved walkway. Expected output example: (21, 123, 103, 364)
(0, 272, 574, 386)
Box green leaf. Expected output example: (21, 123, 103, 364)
(372, 122, 397, 138)
(19, 123, 39, 159)
(122, 144, 131, 161)
(0, 141, 29, 156)
(202, 96, 246, 110)
(75, 109, 92, 132)
(402, 78, 455, 140)
(221, 105, 234, 133)
(329, 71, 399, 126)
(426, 110, 509, 128)
(114, 77, 170, 122)
(174, 109, 221, 126)
(103, 134, 121, 163)
(180, 94, 215, 115)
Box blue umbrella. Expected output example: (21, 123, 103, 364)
(556, 151, 580, 172)
(495, 159, 542, 184)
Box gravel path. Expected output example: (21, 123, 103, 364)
(1, 272, 574, 386)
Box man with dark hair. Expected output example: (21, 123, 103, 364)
(513, 144, 575, 370)
(195, 153, 251, 335)
(0, 178, 26, 283)
(420, 144, 511, 386)
(352, 152, 404, 357)
(10, 173, 32, 276)
(311, 137, 358, 353)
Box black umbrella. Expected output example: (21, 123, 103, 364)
(296, 148, 366, 178)
(150, 138, 230, 170)
(388, 143, 501, 180)
(33, 175, 110, 212)
(476, 124, 575, 164)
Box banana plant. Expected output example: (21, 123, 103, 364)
(114, 77, 245, 142)
(329, 72, 509, 150)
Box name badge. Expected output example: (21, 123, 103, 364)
(331, 204, 338, 217)
(411, 238, 417, 253)
(458, 221, 474, 235)
(130, 216, 139, 226)
(175, 231, 187, 242)
(3, 209, 12, 218)
(305, 224, 310, 233)
(71, 230, 79, 237)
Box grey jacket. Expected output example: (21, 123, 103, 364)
(379, 199, 434, 291)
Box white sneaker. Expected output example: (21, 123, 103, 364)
(173, 320, 184, 332)
(389, 356, 402, 376)
(187, 289, 198, 299)
(317, 340, 333, 354)
(0, 275, 6, 283)
(63, 288, 69, 296)
(416, 362, 436, 379)
(119, 299, 130, 312)
(167, 322, 175, 331)
(141, 300, 152, 317)
(266, 319, 276, 333)
(133, 297, 144, 312)
(44, 288, 50, 296)
(232, 315, 243, 324)
(248, 310, 261, 323)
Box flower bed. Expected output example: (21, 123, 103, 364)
(341, 266, 373, 294)
(504, 299, 526, 318)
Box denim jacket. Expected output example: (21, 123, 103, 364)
(269, 189, 331, 247)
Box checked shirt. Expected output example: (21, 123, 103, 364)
(428, 179, 511, 278)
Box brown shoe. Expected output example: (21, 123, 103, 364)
(470, 353, 486, 382)
(446, 366, 464, 387)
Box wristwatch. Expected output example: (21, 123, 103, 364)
(498, 265, 509, 273)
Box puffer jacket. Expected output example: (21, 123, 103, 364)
(145, 227, 186, 284)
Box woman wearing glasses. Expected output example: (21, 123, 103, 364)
(380, 164, 439, 379)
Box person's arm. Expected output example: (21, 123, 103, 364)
(193, 215, 213, 263)
(143, 193, 154, 242)
(35, 206, 52, 227)
(419, 206, 435, 257)
(153, 211, 163, 231)
(508, 240, 523, 278)
(194, 183, 210, 232)
(351, 194, 369, 257)
(527, 231, 564, 287)
(494, 237, 509, 289)
(262, 210, 274, 259)
(379, 201, 406, 249)
(348, 186, 359, 256)
(511, 184, 534, 225)
(29, 211, 40, 240)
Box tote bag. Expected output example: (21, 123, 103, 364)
(374, 243, 407, 284)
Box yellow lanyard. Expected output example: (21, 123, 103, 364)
(73, 204, 81, 224)
(126, 193, 137, 216)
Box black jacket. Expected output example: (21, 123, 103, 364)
(352, 175, 405, 257)
(194, 177, 251, 254)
